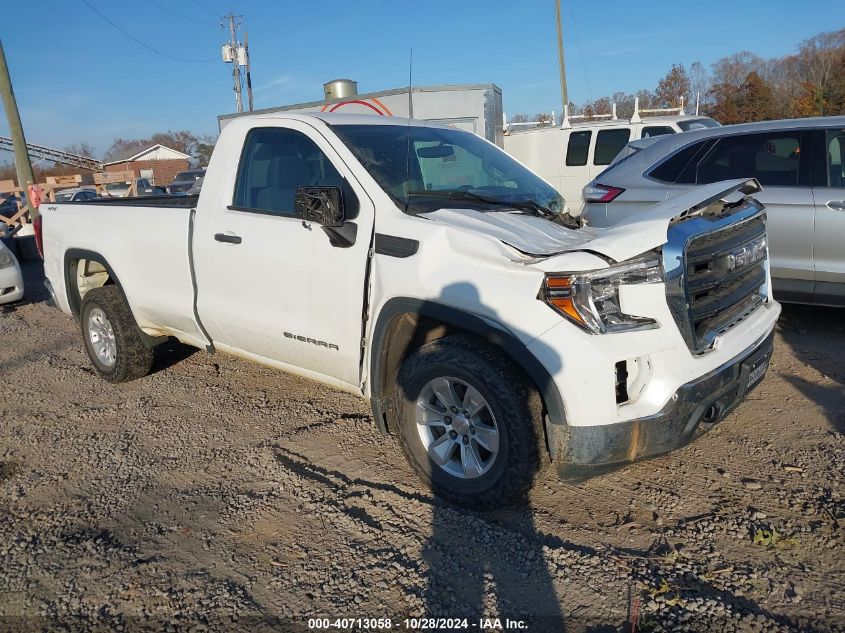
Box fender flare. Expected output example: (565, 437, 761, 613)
(369, 297, 567, 433)
(63, 248, 164, 348)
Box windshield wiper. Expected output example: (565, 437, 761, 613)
(406, 189, 501, 205)
(406, 190, 554, 217)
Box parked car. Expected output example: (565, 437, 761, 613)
(137, 185, 170, 197)
(54, 187, 98, 203)
(101, 178, 151, 198)
(582, 116, 845, 306)
(504, 109, 719, 215)
(0, 239, 23, 304)
(1, 193, 19, 215)
(186, 175, 204, 195)
(40, 112, 779, 508)
(168, 169, 205, 194)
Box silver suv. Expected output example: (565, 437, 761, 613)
(581, 117, 845, 306)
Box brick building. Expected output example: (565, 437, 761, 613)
(102, 144, 192, 186)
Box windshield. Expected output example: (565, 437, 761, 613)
(331, 124, 565, 216)
(678, 117, 720, 132)
(174, 171, 202, 182)
(54, 192, 75, 201)
(105, 183, 129, 190)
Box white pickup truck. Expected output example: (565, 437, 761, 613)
(40, 112, 780, 508)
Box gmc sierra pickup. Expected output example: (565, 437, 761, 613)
(40, 112, 780, 508)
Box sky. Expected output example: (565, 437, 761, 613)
(1, 0, 842, 159)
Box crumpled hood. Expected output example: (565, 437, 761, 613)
(424, 179, 759, 262)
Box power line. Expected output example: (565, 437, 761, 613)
(79, 0, 216, 63)
(143, 0, 217, 25)
(190, 0, 221, 18)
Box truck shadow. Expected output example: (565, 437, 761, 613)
(149, 338, 197, 375)
(776, 304, 845, 435)
(393, 282, 568, 632)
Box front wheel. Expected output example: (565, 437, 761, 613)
(393, 335, 546, 509)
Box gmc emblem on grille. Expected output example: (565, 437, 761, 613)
(727, 236, 767, 272)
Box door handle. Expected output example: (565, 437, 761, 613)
(826, 200, 845, 211)
(214, 232, 242, 244)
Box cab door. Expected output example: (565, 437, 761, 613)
(192, 121, 375, 389)
(812, 128, 845, 305)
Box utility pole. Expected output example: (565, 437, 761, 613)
(554, 0, 568, 125)
(223, 14, 244, 113)
(0, 38, 36, 219)
(244, 31, 253, 112)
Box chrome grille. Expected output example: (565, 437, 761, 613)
(663, 199, 768, 354)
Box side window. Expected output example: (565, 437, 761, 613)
(825, 130, 844, 188)
(641, 126, 675, 139)
(594, 129, 631, 166)
(233, 127, 343, 215)
(565, 131, 591, 167)
(697, 132, 804, 187)
(648, 140, 714, 184)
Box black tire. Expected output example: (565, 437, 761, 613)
(392, 334, 546, 509)
(80, 285, 154, 383)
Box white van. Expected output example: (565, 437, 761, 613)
(504, 105, 719, 215)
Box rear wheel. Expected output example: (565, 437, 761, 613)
(393, 334, 546, 509)
(80, 286, 153, 382)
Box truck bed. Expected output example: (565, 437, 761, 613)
(41, 197, 207, 348)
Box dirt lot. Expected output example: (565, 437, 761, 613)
(1, 261, 843, 633)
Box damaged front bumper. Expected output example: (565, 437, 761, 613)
(550, 330, 775, 482)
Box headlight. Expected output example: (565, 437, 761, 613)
(0, 248, 15, 270)
(543, 257, 662, 333)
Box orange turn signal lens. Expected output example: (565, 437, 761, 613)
(544, 276, 587, 326)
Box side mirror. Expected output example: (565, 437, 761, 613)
(294, 186, 344, 227)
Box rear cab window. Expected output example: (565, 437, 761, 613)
(566, 131, 591, 166)
(593, 129, 631, 166)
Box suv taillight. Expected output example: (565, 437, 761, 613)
(583, 183, 625, 203)
(33, 215, 43, 259)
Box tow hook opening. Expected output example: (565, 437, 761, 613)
(702, 403, 722, 425)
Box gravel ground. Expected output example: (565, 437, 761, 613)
(1, 260, 843, 633)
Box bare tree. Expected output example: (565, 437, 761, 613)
(689, 62, 709, 113)
(63, 143, 95, 158)
(796, 29, 845, 115)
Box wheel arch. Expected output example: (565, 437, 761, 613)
(369, 297, 567, 436)
(63, 248, 164, 349)
(63, 248, 126, 318)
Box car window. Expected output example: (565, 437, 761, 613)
(641, 126, 675, 139)
(233, 127, 343, 215)
(697, 132, 803, 187)
(825, 130, 845, 188)
(593, 129, 631, 166)
(648, 140, 715, 184)
(677, 118, 720, 131)
(565, 131, 591, 167)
